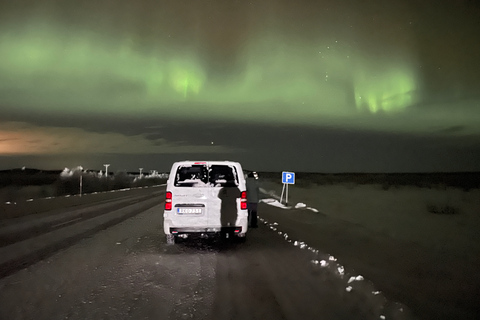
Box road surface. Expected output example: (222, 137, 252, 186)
(0, 186, 426, 319)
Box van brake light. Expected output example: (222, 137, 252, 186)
(165, 191, 172, 210)
(240, 191, 247, 210)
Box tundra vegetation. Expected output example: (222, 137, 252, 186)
(0, 167, 167, 203)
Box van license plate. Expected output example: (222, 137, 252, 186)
(177, 208, 202, 214)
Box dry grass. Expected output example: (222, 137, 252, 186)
(259, 177, 480, 261)
(427, 204, 458, 215)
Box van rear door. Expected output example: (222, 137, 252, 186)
(172, 163, 209, 228)
(207, 163, 242, 228)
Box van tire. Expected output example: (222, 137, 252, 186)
(236, 235, 247, 243)
(166, 234, 175, 245)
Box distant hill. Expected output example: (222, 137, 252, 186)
(0, 168, 62, 187)
(0, 168, 62, 174)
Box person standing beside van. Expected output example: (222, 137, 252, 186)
(246, 172, 259, 228)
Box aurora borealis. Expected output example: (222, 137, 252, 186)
(1, 0, 480, 172)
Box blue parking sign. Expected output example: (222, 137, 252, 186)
(282, 171, 295, 184)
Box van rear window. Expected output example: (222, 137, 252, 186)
(174, 164, 208, 187)
(174, 164, 238, 187)
(209, 165, 239, 187)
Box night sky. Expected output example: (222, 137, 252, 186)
(1, 0, 480, 173)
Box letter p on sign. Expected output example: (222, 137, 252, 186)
(282, 171, 295, 184)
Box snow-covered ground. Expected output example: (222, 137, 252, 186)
(259, 180, 480, 259)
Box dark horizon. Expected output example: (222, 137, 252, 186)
(2, 166, 480, 176)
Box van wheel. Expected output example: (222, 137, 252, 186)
(236, 235, 247, 243)
(166, 234, 175, 245)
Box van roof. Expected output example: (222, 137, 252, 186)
(173, 160, 242, 166)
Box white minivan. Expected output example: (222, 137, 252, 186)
(163, 161, 248, 244)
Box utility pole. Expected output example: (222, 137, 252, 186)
(103, 164, 110, 178)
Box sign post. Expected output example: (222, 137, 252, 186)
(280, 171, 295, 205)
(79, 174, 83, 197)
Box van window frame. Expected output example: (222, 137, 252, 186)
(173, 163, 239, 187)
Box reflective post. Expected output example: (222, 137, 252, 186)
(79, 174, 83, 197)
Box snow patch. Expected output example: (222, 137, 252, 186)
(348, 275, 365, 283)
(260, 198, 290, 209)
(260, 188, 320, 213)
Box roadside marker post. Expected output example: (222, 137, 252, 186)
(79, 174, 83, 197)
(280, 171, 295, 205)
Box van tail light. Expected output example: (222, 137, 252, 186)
(165, 191, 172, 210)
(240, 191, 247, 210)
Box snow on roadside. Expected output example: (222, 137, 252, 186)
(260, 198, 289, 209)
(260, 187, 319, 213)
(258, 215, 406, 319)
(258, 186, 411, 318)
(260, 198, 319, 213)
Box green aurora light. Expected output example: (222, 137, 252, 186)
(1, 8, 478, 135)
(2, 26, 414, 115)
(354, 64, 418, 114)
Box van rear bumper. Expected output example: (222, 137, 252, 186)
(170, 226, 243, 234)
(164, 217, 248, 235)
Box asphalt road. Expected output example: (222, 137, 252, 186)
(0, 186, 417, 320)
